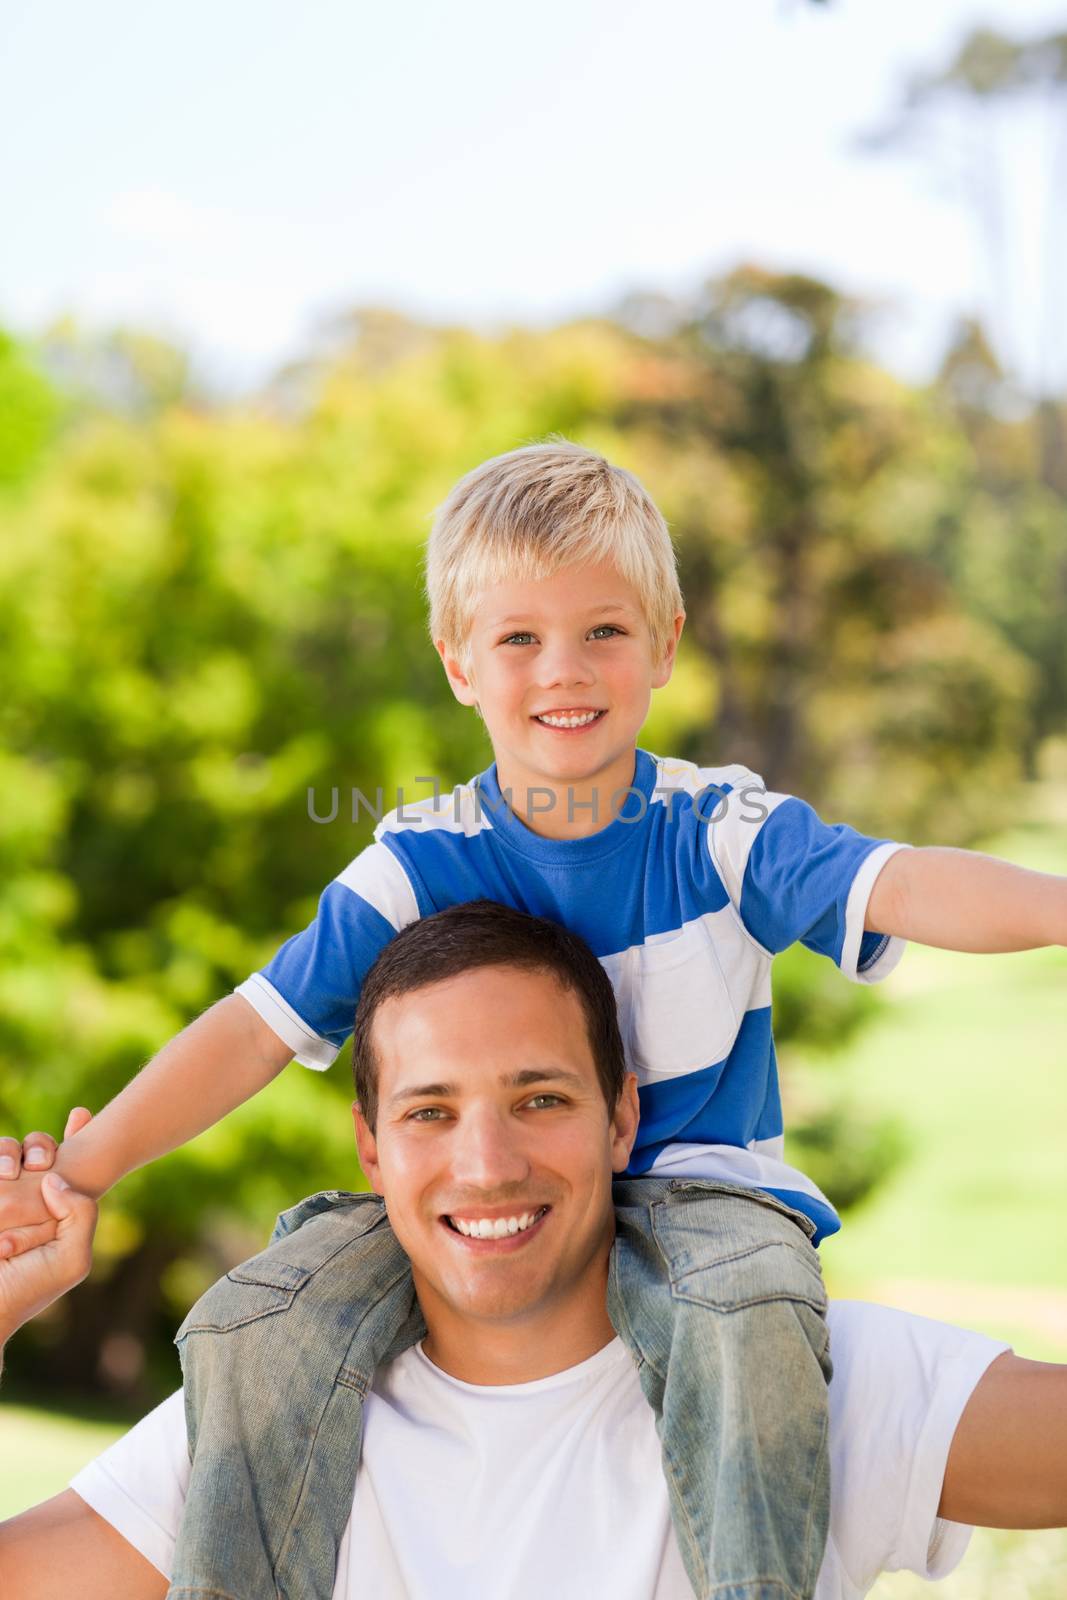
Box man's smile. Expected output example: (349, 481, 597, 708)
(441, 1205, 552, 1247)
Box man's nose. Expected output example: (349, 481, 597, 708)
(448, 1106, 531, 1191)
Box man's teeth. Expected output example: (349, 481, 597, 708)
(536, 711, 601, 728)
(449, 1208, 547, 1239)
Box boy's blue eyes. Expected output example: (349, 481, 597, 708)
(500, 626, 624, 646)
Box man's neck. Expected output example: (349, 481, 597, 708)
(415, 1277, 618, 1386)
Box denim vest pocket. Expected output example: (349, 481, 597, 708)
(651, 1180, 827, 1315)
(177, 1195, 389, 1338)
(665, 1177, 817, 1239)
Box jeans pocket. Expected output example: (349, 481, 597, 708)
(651, 1184, 828, 1315)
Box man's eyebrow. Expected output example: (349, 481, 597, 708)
(504, 1068, 587, 1091)
(386, 1068, 587, 1106)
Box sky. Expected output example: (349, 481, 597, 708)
(2, 0, 1065, 391)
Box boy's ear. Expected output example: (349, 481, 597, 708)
(435, 637, 478, 708)
(352, 1102, 384, 1196)
(650, 611, 686, 690)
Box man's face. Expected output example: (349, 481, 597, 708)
(435, 558, 684, 807)
(353, 964, 639, 1350)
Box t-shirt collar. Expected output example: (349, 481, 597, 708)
(474, 748, 658, 863)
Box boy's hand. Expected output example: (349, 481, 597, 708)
(0, 1106, 92, 1180)
(0, 1172, 97, 1349)
(0, 1109, 94, 1259)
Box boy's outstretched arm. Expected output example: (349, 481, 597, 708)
(866, 847, 1067, 952)
(0, 995, 293, 1243)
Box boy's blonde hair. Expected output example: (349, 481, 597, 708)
(426, 439, 684, 660)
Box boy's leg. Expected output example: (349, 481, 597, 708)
(609, 1178, 832, 1600)
(174, 1195, 425, 1598)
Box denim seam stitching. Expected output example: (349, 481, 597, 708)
(668, 1239, 821, 1274)
(669, 1287, 830, 1314)
(179, 1214, 392, 1333)
(703, 1583, 806, 1600)
(663, 1181, 818, 1239)
(607, 1231, 667, 1386)
(630, 1203, 709, 1598)
(167, 1589, 247, 1599)
(271, 1254, 419, 1577)
(799, 1396, 831, 1598)
(176, 1300, 295, 1338)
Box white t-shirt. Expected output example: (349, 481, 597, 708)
(71, 1301, 1007, 1600)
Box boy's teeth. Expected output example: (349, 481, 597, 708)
(450, 1208, 546, 1238)
(537, 711, 600, 728)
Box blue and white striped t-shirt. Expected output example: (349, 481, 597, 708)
(236, 750, 907, 1243)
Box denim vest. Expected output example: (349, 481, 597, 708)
(169, 1191, 425, 1600)
(169, 1180, 829, 1600)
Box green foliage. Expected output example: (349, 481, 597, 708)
(0, 279, 1061, 1399)
(620, 268, 1036, 841)
(784, 1068, 907, 1215)
(0, 330, 60, 488)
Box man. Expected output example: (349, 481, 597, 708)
(0, 901, 1064, 1599)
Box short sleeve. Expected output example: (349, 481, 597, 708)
(705, 774, 909, 983)
(235, 839, 422, 1069)
(70, 1391, 189, 1579)
(824, 1301, 1008, 1591)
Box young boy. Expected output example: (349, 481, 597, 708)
(2, 441, 1065, 1600)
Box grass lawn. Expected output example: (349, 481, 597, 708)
(0, 1401, 128, 1517)
(816, 826, 1067, 1360)
(813, 813, 1067, 1597)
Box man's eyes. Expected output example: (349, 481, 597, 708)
(405, 1095, 566, 1122)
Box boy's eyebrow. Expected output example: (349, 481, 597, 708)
(487, 601, 638, 628)
(386, 1067, 588, 1106)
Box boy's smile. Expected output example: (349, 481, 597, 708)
(436, 558, 684, 841)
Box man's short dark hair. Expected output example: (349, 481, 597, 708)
(352, 900, 627, 1130)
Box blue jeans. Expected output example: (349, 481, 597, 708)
(172, 1181, 831, 1600)
(610, 1177, 831, 1600)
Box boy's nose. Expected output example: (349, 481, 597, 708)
(536, 641, 595, 689)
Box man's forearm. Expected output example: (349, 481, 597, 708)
(55, 994, 293, 1198)
(866, 846, 1067, 952)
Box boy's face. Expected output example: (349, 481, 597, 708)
(437, 559, 684, 814)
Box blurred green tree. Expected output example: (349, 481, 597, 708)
(0, 283, 1052, 1400)
(613, 268, 1033, 839)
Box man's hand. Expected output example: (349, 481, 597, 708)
(0, 1108, 93, 1259)
(0, 1171, 97, 1354)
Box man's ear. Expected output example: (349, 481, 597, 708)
(650, 611, 686, 690)
(610, 1074, 641, 1174)
(352, 1102, 385, 1196)
(435, 637, 478, 708)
